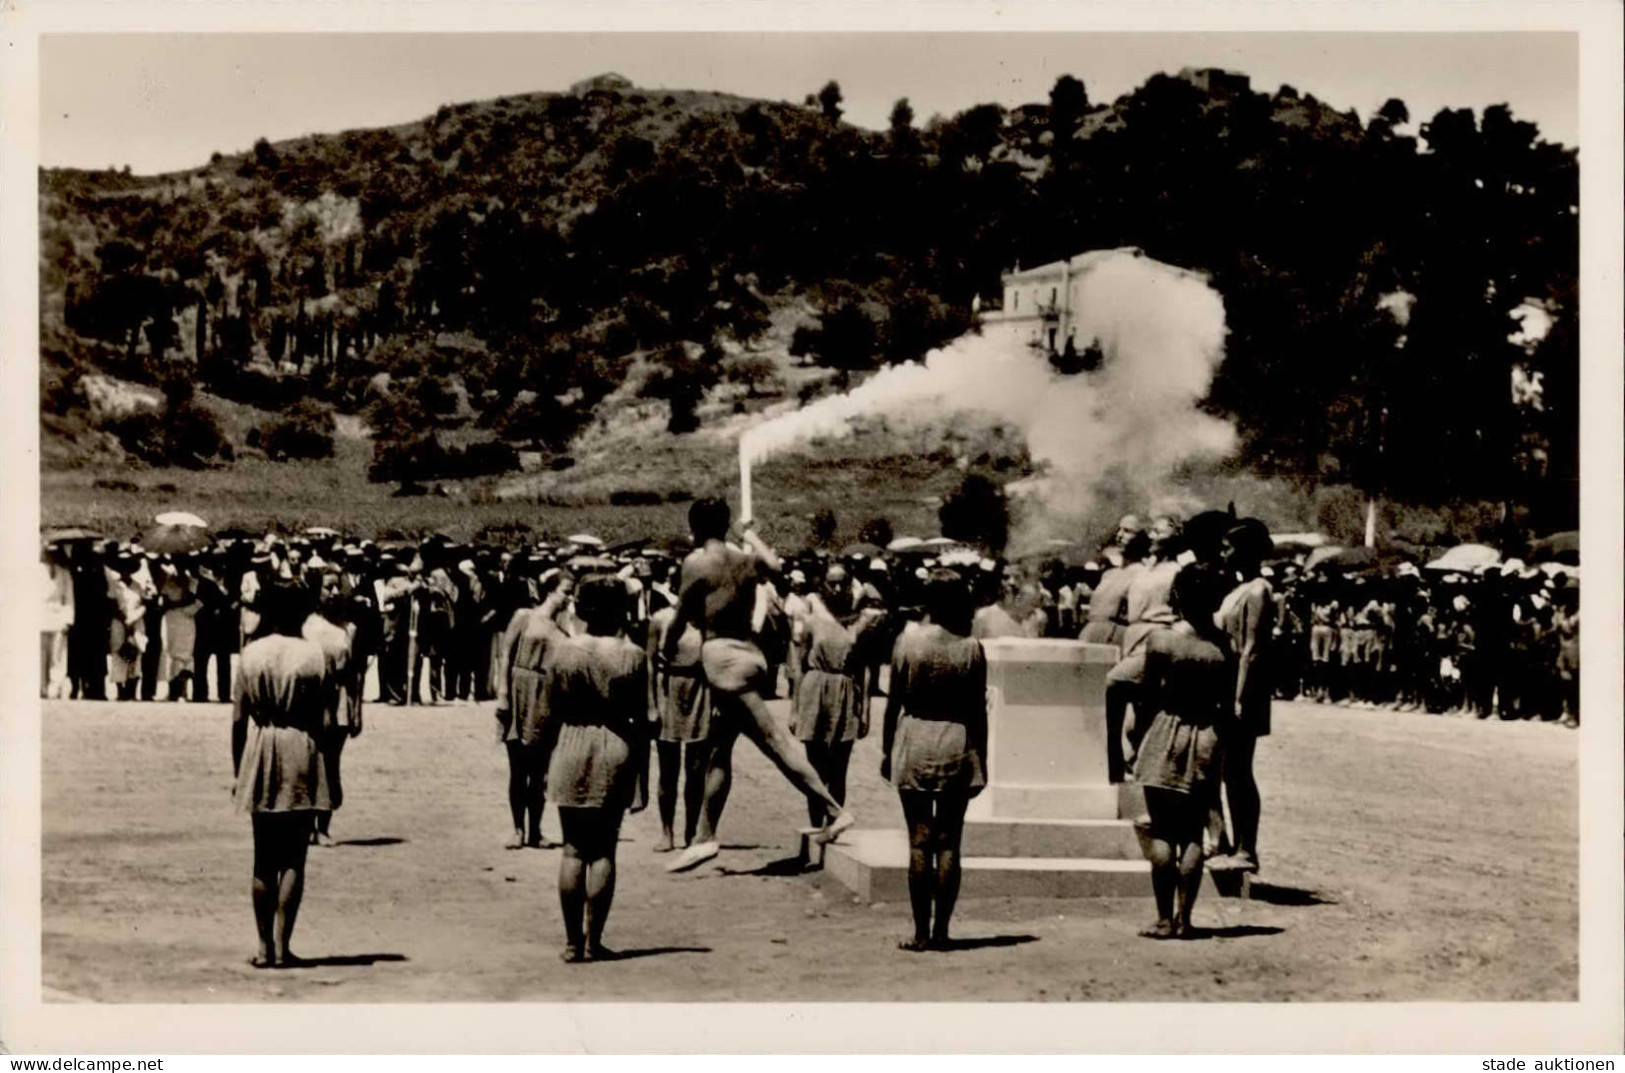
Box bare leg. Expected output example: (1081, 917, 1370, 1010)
(556, 809, 588, 960)
(274, 814, 311, 964)
(1222, 730, 1261, 868)
(1174, 838, 1205, 938)
(584, 813, 621, 957)
(505, 741, 528, 848)
(931, 791, 969, 947)
(655, 741, 681, 851)
(1139, 789, 1179, 938)
(827, 740, 853, 809)
(681, 741, 709, 846)
(1104, 680, 1131, 783)
(728, 689, 842, 814)
(249, 815, 278, 966)
(693, 721, 740, 845)
(898, 790, 934, 950)
(804, 742, 832, 829)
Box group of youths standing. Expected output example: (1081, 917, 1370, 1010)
(52, 497, 1567, 962)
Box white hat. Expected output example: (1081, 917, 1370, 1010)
(1452, 595, 1469, 612)
(869, 559, 889, 573)
(1500, 558, 1526, 576)
(458, 559, 476, 574)
(789, 570, 806, 584)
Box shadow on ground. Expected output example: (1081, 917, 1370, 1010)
(279, 953, 409, 968)
(1247, 882, 1336, 906)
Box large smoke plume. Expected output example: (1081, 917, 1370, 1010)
(741, 251, 1236, 547)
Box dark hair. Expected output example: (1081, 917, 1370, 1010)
(574, 575, 630, 634)
(1183, 510, 1235, 565)
(923, 568, 973, 636)
(1168, 563, 1227, 629)
(1120, 530, 1152, 564)
(261, 579, 314, 636)
(1224, 517, 1274, 566)
(688, 496, 731, 542)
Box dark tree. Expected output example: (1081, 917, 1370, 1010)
(817, 81, 844, 124)
(939, 473, 1009, 553)
(810, 507, 838, 547)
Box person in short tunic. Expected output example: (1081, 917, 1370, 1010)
(493, 580, 571, 849)
(1103, 518, 1183, 782)
(1131, 563, 1232, 940)
(646, 601, 712, 852)
(881, 570, 987, 952)
(1210, 519, 1274, 873)
(790, 564, 886, 832)
(1080, 527, 1148, 645)
(232, 581, 332, 968)
(538, 577, 652, 962)
(302, 569, 364, 847)
(1307, 593, 1340, 703)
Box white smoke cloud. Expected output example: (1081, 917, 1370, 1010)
(741, 250, 1236, 530)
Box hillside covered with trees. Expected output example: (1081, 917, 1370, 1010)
(39, 66, 1579, 533)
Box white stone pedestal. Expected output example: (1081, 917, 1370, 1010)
(827, 637, 1156, 901)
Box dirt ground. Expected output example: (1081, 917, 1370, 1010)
(41, 695, 1576, 1003)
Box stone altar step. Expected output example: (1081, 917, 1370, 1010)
(961, 817, 1143, 859)
(825, 828, 1150, 903)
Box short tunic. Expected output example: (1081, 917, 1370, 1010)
(790, 608, 881, 744)
(1107, 560, 1182, 685)
(1080, 562, 1141, 644)
(1216, 576, 1275, 737)
(232, 634, 332, 814)
(1133, 627, 1228, 795)
(301, 613, 361, 811)
(651, 608, 711, 744)
(542, 634, 649, 810)
(888, 624, 987, 795)
(499, 606, 565, 746)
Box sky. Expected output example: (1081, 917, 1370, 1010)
(40, 32, 1578, 175)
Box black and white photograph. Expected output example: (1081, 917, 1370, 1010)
(3, 0, 1621, 1056)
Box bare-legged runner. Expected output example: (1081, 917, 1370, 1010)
(665, 498, 854, 873)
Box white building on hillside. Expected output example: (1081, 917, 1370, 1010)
(980, 247, 1205, 355)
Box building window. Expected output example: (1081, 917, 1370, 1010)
(1050, 287, 1057, 307)
(1013, 293, 1018, 311)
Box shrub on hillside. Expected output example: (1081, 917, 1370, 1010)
(858, 517, 895, 550)
(260, 400, 336, 461)
(105, 395, 231, 469)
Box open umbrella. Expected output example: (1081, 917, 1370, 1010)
(1304, 545, 1379, 572)
(154, 511, 208, 528)
(566, 534, 605, 548)
(141, 523, 212, 555)
(304, 526, 340, 539)
(43, 527, 103, 544)
(1527, 530, 1578, 565)
(1269, 532, 1329, 557)
(887, 536, 925, 552)
(840, 542, 884, 559)
(1425, 543, 1501, 572)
